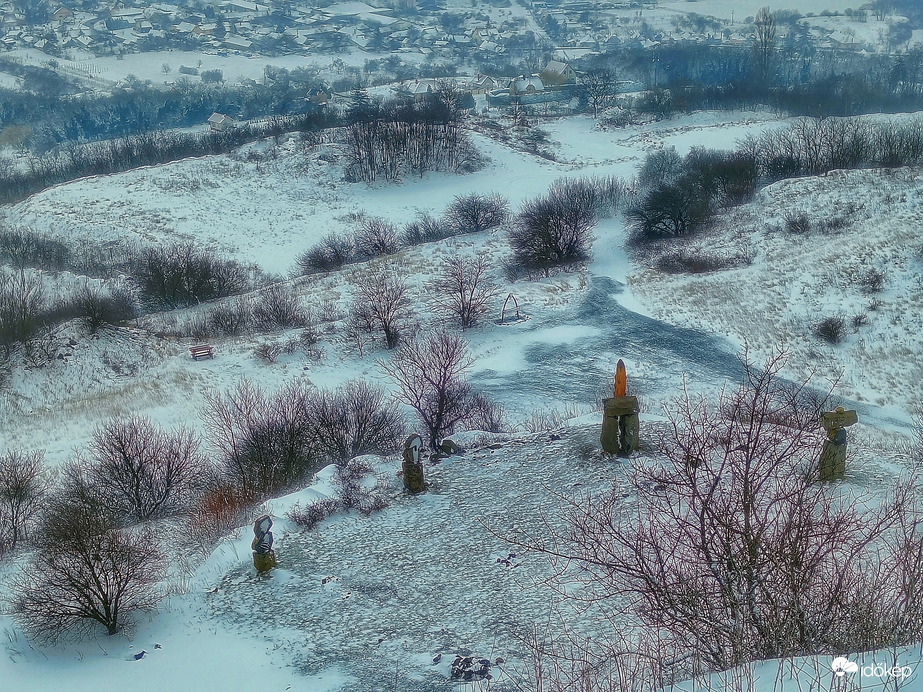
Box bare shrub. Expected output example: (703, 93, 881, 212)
(815, 315, 846, 344)
(286, 498, 340, 530)
(88, 415, 207, 523)
(313, 380, 405, 462)
(783, 211, 812, 234)
(13, 480, 166, 640)
(637, 147, 683, 191)
(130, 242, 248, 309)
(71, 285, 137, 332)
(854, 267, 886, 294)
(465, 391, 506, 433)
(296, 232, 355, 274)
(209, 296, 251, 336)
(381, 330, 476, 450)
(349, 271, 412, 349)
(401, 213, 447, 246)
(0, 449, 52, 557)
(354, 217, 399, 259)
(626, 179, 711, 240)
(253, 338, 295, 363)
(0, 269, 45, 359)
(428, 255, 499, 328)
(334, 458, 389, 516)
(204, 380, 319, 497)
(188, 481, 259, 552)
(252, 283, 306, 331)
(445, 192, 510, 234)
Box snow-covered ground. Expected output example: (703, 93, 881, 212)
(2, 105, 923, 690)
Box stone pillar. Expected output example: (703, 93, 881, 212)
(402, 434, 425, 493)
(252, 514, 277, 573)
(601, 359, 640, 456)
(817, 407, 858, 481)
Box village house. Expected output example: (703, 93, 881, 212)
(207, 112, 237, 132)
(539, 60, 577, 86)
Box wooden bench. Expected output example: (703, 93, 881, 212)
(189, 344, 215, 361)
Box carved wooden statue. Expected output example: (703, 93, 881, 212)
(402, 434, 425, 493)
(252, 514, 277, 573)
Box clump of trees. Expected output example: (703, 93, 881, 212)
(297, 192, 512, 275)
(0, 450, 51, 558)
(507, 178, 599, 277)
(349, 271, 412, 349)
(428, 256, 498, 329)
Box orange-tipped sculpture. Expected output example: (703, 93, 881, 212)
(601, 360, 639, 456)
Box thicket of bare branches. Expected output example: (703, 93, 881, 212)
(349, 270, 412, 349)
(205, 380, 319, 496)
(0, 449, 52, 557)
(252, 283, 308, 331)
(445, 193, 510, 234)
(354, 217, 399, 259)
(296, 232, 356, 274)
(381, 330, 477, 450)
(313, 380, 405, 463)
(87, 416, 207, 523)
(12, 478, 166, 640)
(428, 256, 498, 329)
(507, 351, 923, 684)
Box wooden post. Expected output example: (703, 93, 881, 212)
(817, 407, 857, 481)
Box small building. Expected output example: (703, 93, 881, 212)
(207, 112, 237, 132)
(307, 88, 328, 106)
(509, 75, 544, 96)
(539, 60, 577, 86)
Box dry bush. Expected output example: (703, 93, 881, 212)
(655, 251, 751, 274)
(188, 482, 259, 551)
(71, 285, 137, 333)
(204, 379, 319, 496)
(252, 283, 306, 331)
(354, 217, 399, 259)
(783, 211, 812, 235)
(349, 270, 412, 349)
(334, 458, 389, 516)
(209, 296, 252, 336)
(815, 315, 847, 344)
(401, 213, 447, 246)
(313, 380, 405, 463)
(286, 498, 341, 530)
(445, 192, 510, 234)
(296, 232, 355, 274)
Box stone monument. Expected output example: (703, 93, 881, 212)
(601, 359, 640, 456)
(251, 514, 277, 573)
(818, 406, 858, 480)
(402, 433, 425, 493)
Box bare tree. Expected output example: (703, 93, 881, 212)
(312, 380, 405, 462)
(428, 256, 498, 328)
(380, 330, 475, 450)
(753, 6, 777, 85)
(88, 416, 206, 523)
(13, 478, 166, 640)
(0, 449, 52, 556)
(445, 193, 510, 234)
(582, 67, 617, 118)
(349, 270, 412, 349)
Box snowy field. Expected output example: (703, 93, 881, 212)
(2, 103, 923, 690)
